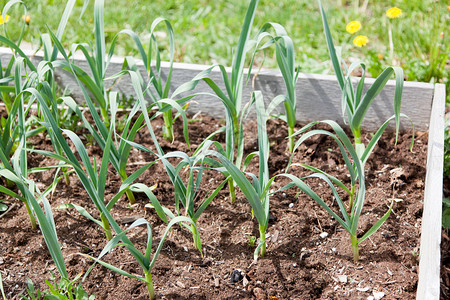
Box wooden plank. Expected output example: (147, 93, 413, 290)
(254, 71, 433, 132)
(0, 47, 434, 131)
(70, 59, 436, 132)
(416, 83, 446, 300)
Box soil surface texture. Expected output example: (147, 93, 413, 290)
(0, 113, 429, 299)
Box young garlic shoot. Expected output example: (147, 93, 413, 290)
(109, 17, 190, 143)
(124, 71, 227, 255)
(33, 87, 153, 240)
(203, 91, 278, 260)
(33, 85, 194, 299)
(283, 120, 396, 262)
(253, 22, 299, 153)
(48, 0, 194, 205)
(84, 216, 198, 300)
(169, 0, 260, 204)
(318, 0, 412, 159)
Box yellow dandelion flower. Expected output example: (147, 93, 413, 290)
(22, 14, 31, 25)
(0, 14, 10, 25)
(386, 7, 402, 19)
(346, 21, 361, 34)
(353, 35, 369, 47)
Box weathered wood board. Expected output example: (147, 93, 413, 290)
(0, 47, 434, 131)
(416, 83, 445, 300)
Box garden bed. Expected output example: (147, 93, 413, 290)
(0, 53, 445, 299)
(0, 112, 429, 299)
(0, 0, 446, 298)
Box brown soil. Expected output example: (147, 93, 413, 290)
(0, 113, 430, 299)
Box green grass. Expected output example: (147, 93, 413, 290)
(2, 0, 447, 87)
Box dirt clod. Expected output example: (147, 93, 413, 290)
(253, 287, 266, 299)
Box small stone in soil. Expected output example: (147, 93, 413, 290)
(271, 230, 279, 243)
(253, 287, 266, 300)
(230, 269, 244, 284)
(268, 214, 277, 223)
(320, 232, 328, 238)
(289, 203, 294, 208)
(243, 276, 249, 287)
(373, 291, 385, 299)
(337, 274, 347, 283)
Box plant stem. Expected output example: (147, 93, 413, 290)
(145, 272, 155, 300)
(228, 178, 236, 203)
(388, 21, 394, 65)
(354, 0, 359, 12)
(63, 174, 70, 185)
(288, 126, 295, 153)
(348, 184, 356, 212)
(232, 115, 240, 147)
(62, 167, 70, 185)
(228, 113, 240, 204)
(24, 200, 37, 230)
(259, 224, 266, 257)
(162, 111, 174, 142)
(100, 107, 110, 129)
(354, 129, 362, 144)
(354, 131, 365, 159)
(191, 223, 203, 256)
(0, 269, 6, 300)
(119, 172, 136, 204)
(125, 189, 136, 205)
(351, 235, 359, 262)
(355, 142, 365, 158)
(1, 90, 12, 115)
(100, 213, 112, 240)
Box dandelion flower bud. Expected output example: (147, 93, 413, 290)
(22, 14, 31, 25)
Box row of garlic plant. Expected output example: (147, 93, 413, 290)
(0, 0, 218, 297)
(0, 0, 413, 298)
